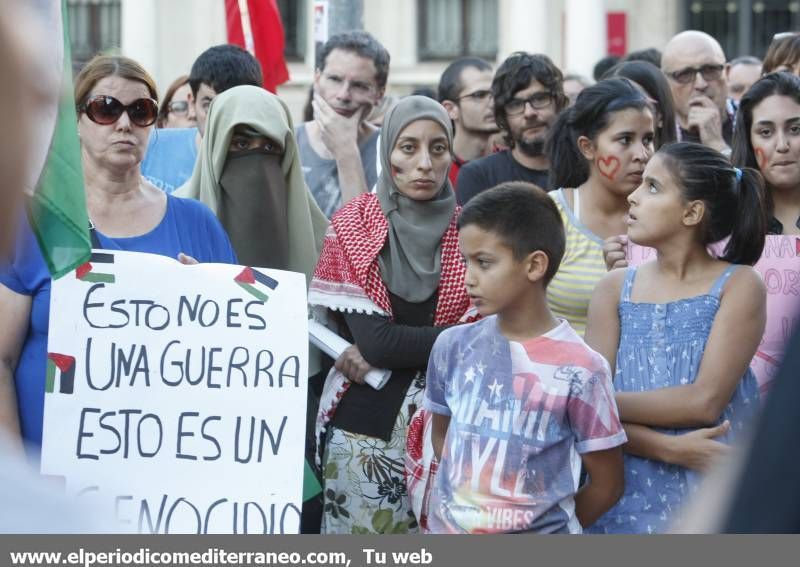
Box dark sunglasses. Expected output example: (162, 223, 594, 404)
(79, 95, 159, 127)
(666, 64, 725, 85)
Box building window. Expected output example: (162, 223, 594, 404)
(686, 0, 800, 58)
(418, 0, 498, 60)
(750, 0, 800, 57)
(277, 0, 306, 60)
(66, 0, 121, 71)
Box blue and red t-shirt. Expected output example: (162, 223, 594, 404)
(424, 316, 626, 533)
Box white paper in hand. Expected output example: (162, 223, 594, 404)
(308, 319, 391, 389)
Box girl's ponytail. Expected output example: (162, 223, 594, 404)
(722, 166, 767, 266)
(660, 142, 767, 266)
(545, 108, 587, 190)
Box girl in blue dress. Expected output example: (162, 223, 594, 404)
(585, 142, 767, 534)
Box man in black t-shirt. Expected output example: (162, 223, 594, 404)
(456, 52, 569, 205)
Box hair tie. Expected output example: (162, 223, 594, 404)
(733, 167, 743, 183)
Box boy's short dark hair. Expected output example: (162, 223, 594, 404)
(189, 44, 263, 97)
(593, 55, 621, 81)
(458, 182, 565, 285)
(624, 47, 662, 68)
(438, 57, 493, 102)
(316, 30, 390, 90)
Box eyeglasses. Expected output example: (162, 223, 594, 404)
(79, 95, 159, 127)
(666, 64, 725, 85)
(504, 92, 554, 115)
(457, 89, 492, 103)
(167, 100, 190, 115)
(773, 31, 800, 41)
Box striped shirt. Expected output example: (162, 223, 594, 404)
(547, 188, 608, 336)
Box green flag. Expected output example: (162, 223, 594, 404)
(303, 460, 322, 501)
(28, 0, 90, 279)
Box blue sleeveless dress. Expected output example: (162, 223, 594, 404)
(589, 265, 759, 534)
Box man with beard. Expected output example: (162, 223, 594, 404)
(456, 53, 568, 205)
(438, 57, 499, 191)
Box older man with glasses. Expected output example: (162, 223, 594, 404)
(662, 30, 736, 157)
(456, 52, 569, 205)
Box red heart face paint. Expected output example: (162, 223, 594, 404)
(597, 155, 621, 180)
(754, 148, 767, 171)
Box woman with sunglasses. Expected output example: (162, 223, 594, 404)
(156, 75, 196, 129)
(0, 55, 236, 459)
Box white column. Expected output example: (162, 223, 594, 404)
(626, 0, 681, 55)
(364, 0, 416, 69)
(120, 0, 159, 79)
(564, 0, 607, 77)
(121, 0, 226, 95)
(498, 0, 550, 62)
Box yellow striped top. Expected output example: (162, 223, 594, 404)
(547, 188, 608, 336)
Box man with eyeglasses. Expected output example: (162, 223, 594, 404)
(662, 30, 735, 156)
(296, 31, 389, 218)
(438, 57, 499, 191)
(456, 53, 569, 206)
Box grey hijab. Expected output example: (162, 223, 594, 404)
(377, 96, 456, 303)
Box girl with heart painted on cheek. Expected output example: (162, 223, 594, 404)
(543, 78, 655, 335)
(731, 72, 800, 236)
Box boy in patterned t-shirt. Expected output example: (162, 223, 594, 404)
(424, 182, 627, 533)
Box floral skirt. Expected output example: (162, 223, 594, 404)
(320, 374, 423, 534)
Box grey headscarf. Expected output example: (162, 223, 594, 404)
(377, 96, 456, 303)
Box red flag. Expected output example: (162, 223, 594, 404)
(225, 0, 290, 92)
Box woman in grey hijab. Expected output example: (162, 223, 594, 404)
(309, 96, 472, 533)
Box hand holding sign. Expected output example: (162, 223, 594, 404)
(177, 252, 198, 265)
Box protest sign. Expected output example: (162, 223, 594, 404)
(41, 251, 309, 534)
(626, 235, 800, 393)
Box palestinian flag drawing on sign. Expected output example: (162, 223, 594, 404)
(76, 252, 115, 283)
(46, 353, 76, 394)
(235, 267, 279, 302)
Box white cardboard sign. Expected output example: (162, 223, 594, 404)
(41, 251, 308, 533)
